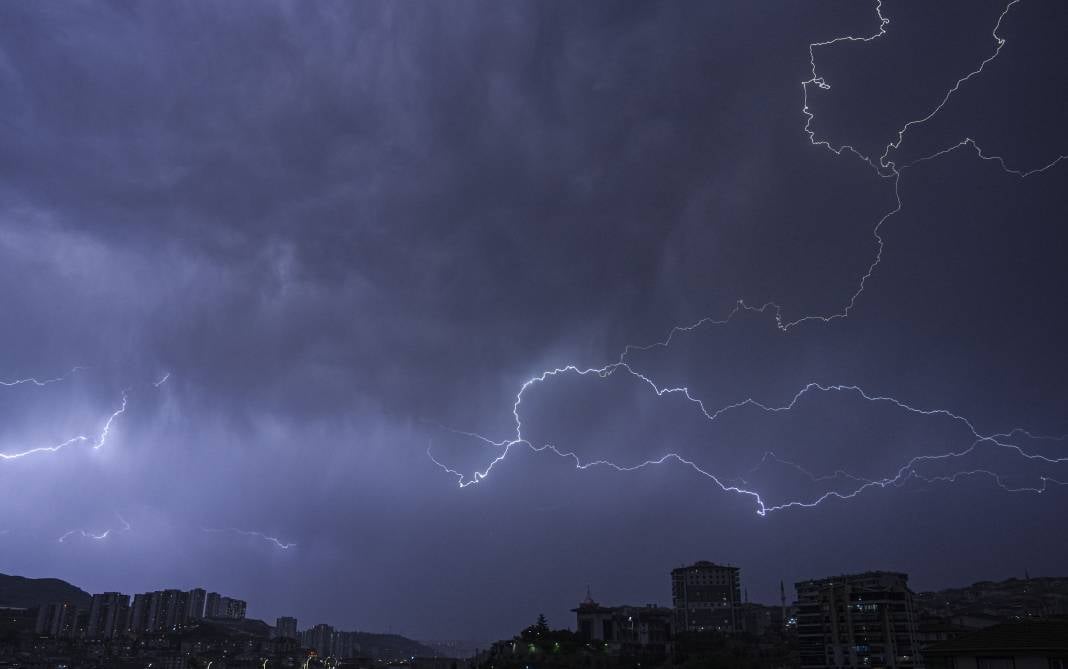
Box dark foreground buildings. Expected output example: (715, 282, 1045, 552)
(9, 566, 1068, 668)
(671, 560, 742, 634)
(573, 591, 673, 658)
(795, 571, 922, 669)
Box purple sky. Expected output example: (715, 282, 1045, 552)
(1, 0, 1066, 642)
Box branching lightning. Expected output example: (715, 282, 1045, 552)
(429, 0, 1068, 514)
(0, 366, 172, 461)
(202, 527, 296, 550)
(0, 390, 128, 461)
(57, 513, 133, 544)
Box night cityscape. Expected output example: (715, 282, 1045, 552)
(1, 0, 1066, 668)
(3, 565, 1068, 667)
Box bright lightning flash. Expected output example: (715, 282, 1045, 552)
(429, 0, 1068, 515)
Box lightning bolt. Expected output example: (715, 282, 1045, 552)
(0, 390, 128, 461)
(1, 365, 173, 462)
(58, 529, 111, 543)
(429, 0, 1068, 514)
(0, 366, 86, 387)
(202, 527, 296, 550)
(727, 451, 871, 488)
(56, 512, 132, 544)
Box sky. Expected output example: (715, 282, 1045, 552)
(1, 0, 1066, 643)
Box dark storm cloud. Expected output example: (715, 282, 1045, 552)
(0, 0, 883, 417)
(1, 0, 1066, 641)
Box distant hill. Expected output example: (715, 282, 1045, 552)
(916, 576, 1068, 620)
(0, 573, 91, 610)
(0, 573, 437, 659)
(188, 617, 274, 639)
(350, 632, 439, 660)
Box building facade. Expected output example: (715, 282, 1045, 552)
(795, 571, 923, 669)
(34, 602, 80, 638)
(275, 616, 298, 640)
(204, 592, 246, 620)
(922, 619, 1068, 669)
(671, 561, 742, 633)
(303, 623, 336, 657)
(186, 588, 206, 620)
(205, 592, 221, 618)
(573, 592, 673, 659)
(128, 593, 151, 635)
(86, 592, 130, 639)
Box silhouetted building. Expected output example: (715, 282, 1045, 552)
(123, 588, 207, 634)
(223, 596, 246, 619)
(275, 615, 298, 639)
(303, 623, 336, 657)
(922, 619, 1068, 669)
(739, 602, 779, 636)
(573, 591, 673, 657)
(186, 588, 206, 620)
(145, 589, 190, 632)
(128, 593, 151, 635)
(671, 561, 741, 633)
(204, 592, 246, 620)
(205, 592, 221, 619)
(334, 630, 361, 658)
(35, 602, 80, 638)
(85, 592, 130, 639)
(796, 571, 922, 669)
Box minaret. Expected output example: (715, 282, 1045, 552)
(780, 580, 786, 629)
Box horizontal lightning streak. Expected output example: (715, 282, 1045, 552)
(430, 0, 1068, 514)
(0, 366, 86, 387)
(58, 529, 110, 543)
(0, 391, 128, 461)
(202, 527, 296, 550)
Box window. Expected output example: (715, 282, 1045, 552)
(977, 658, 1015, 669)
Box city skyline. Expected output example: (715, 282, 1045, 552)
(1, 0, 1066, 644)
(6, 559, 1059, 645)
(14, 562, 1068, 667)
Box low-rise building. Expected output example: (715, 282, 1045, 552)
(922, 619, 1068, 669)
(573, 592, 673, 658)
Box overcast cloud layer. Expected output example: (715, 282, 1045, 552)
(1, 0, 1066, 641)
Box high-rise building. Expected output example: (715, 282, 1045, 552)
(205, 592, 221, 618)
(275, 616, 298, 640)
(34, 602, 81, 638)
(186, 588, 206, 620)
(124, 589, 195, 634)
(222, 597, 246, 620)
(204, 592, 246, 620)
(334, 630, 361, 659)
(795, 571, 923, 669)
(163, 589, 190, 631)
(671, 561, 742, 633)
(127, 593, 151, 635)
(86, 593, 130, 639)
(304, 623, 335, 657)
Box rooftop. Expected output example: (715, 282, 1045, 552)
(671, 561, 739, 574)
(923, 619, 1068, 655)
